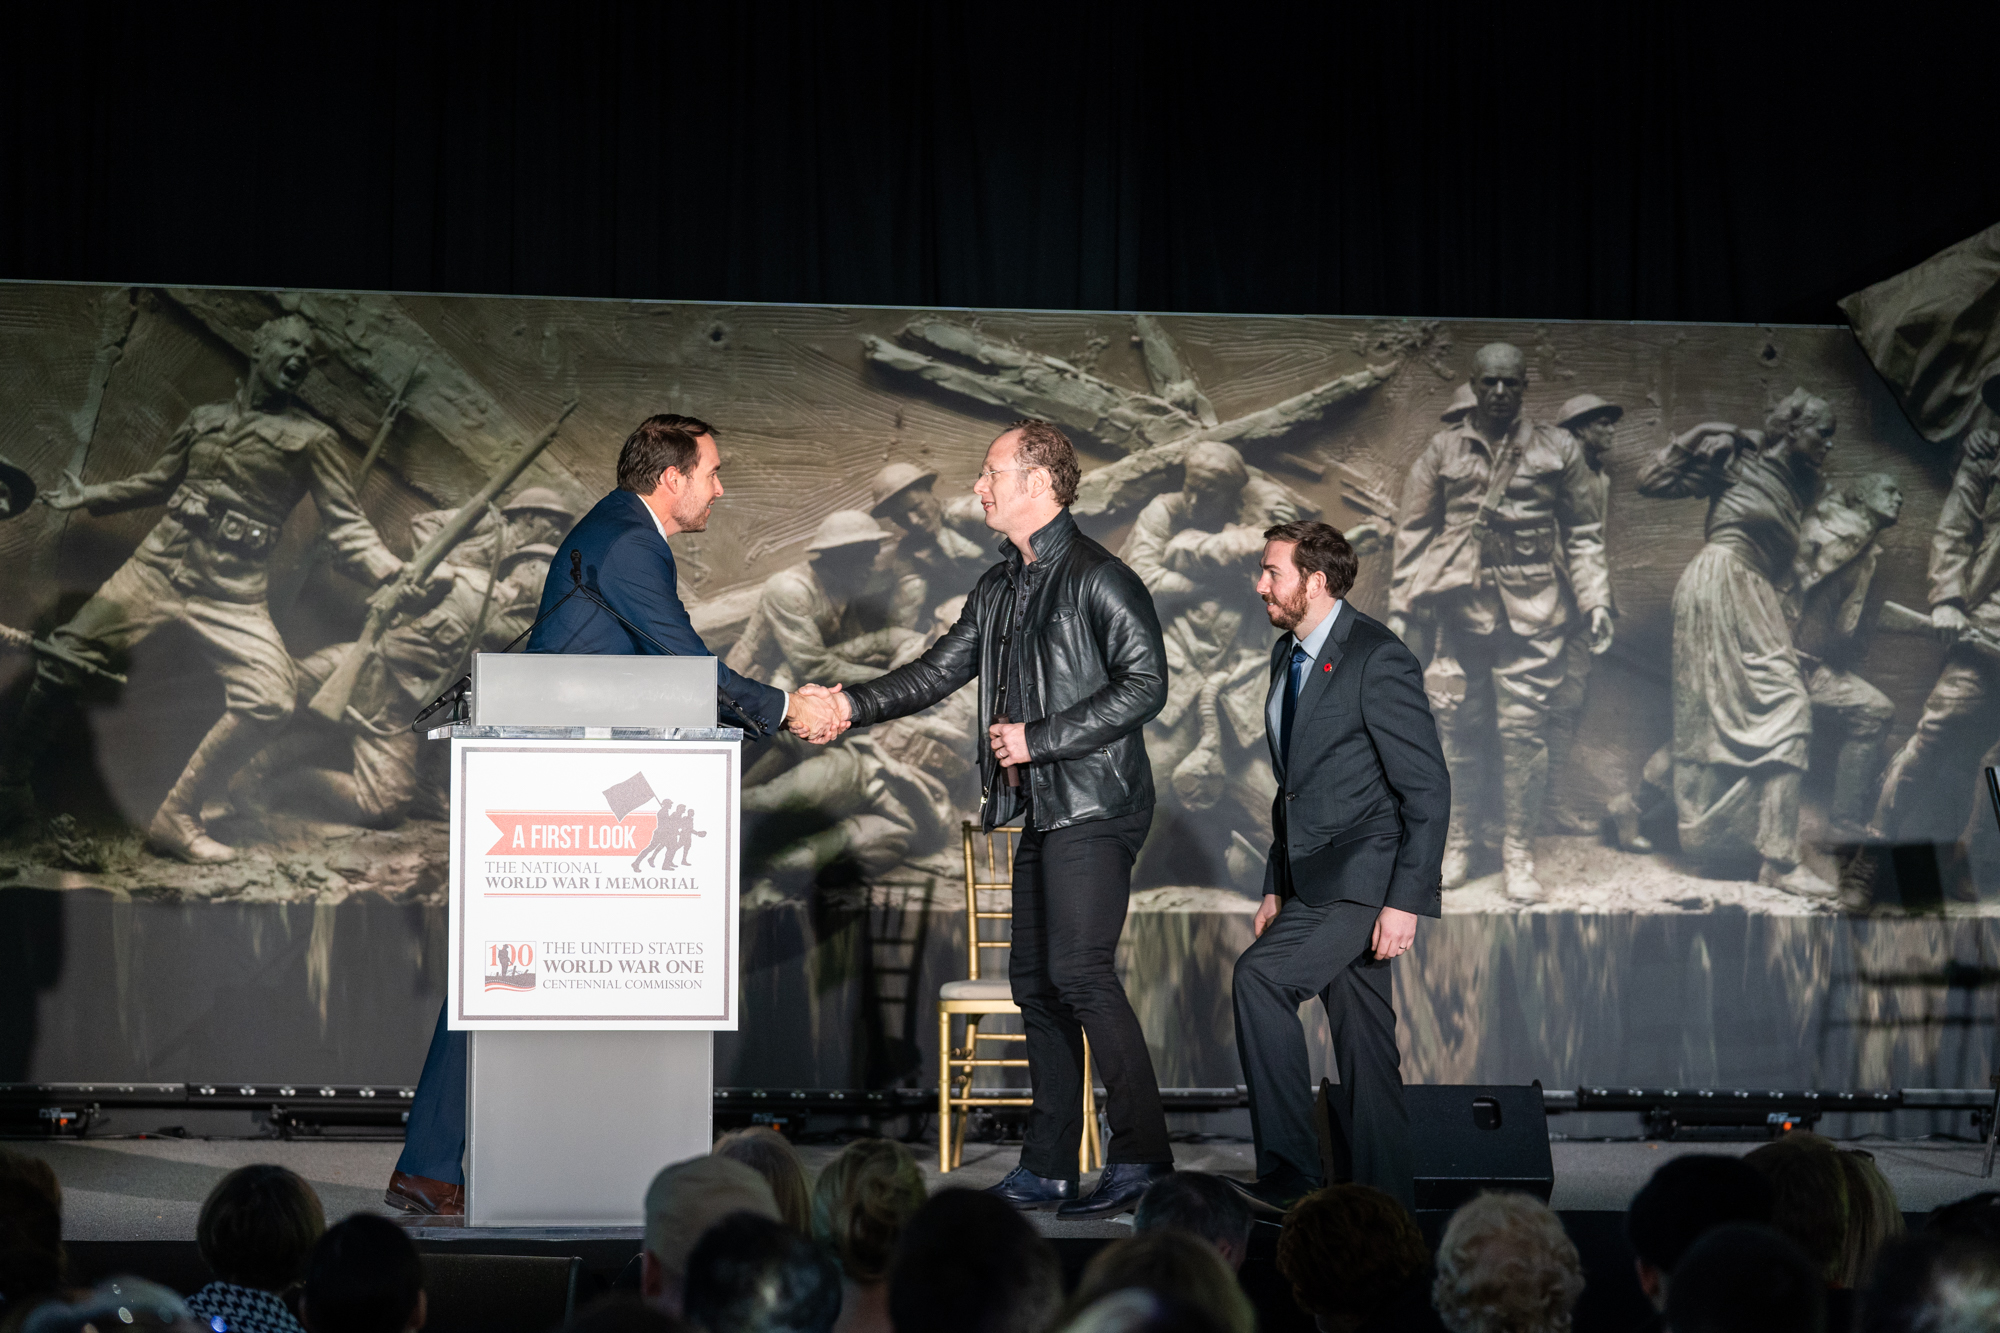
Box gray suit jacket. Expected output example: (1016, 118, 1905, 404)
(1262, 606, 1449, 916)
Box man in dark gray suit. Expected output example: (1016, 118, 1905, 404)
(1226, 521, 1449, 1213)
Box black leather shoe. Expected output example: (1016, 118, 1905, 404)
(1220, 1167, 1318, 1216)
(1057, 1161, 1174, 1218)
(986, 1165, 1078, 1208)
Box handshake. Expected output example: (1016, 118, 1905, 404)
(784, 683, 853, 744)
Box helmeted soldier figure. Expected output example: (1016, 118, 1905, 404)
(726, 510, 927, 691)
(0, 315, 403, 862)
(1542, 393, 1625, 838)
(868, 461, 987, 624)
(1389, 343, 1613, 902)
(258, 537, 556, 828)
(0, 457, 35, 520)
(1788, 474, 1902, 839)
(1870, 391, 2000, 884)
(1122, 440, 1306, 887)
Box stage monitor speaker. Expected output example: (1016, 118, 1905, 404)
(1318, 1080, 1553, 1211)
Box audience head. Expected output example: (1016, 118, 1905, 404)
(1836, 1150, 1904, 1290)
(1663, 1223, 1824, 1333)
(562, 1296, 690, 1333)
(1925, 1191, 2000, 1243)
(0, 1149, 65, 1310)
(1860, 1231, 2000, 1333)
(22, 1278, 202, 1333)
(1066, 1230, 1253, 1333)
(196, 1164, 327, 1292)
(682, 1213, 840, 1333)
(1743, 1133, 1850, 1284)
(1132, 1173, 1253, 1272)
(1625, 1154, 1776, 1309)
(1058, 1289, 1227, 1333)
(713, 1128, 812, 1236)
(889, 1189, 1061, 1333)
(642, 1156, 781, 1317)
(809, 1137, 927, 1285)
(301, 1215, 426, 1333)
(1275, 1184, 1429, 1331)
(1432, 1192, 1583, 1333)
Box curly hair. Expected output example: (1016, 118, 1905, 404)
(1275, 1184, 1429, 1324)
(1006, 419, 1081, 507)
(1432, 1192, 1583, 1333)
(810, 1137, 927, 1283)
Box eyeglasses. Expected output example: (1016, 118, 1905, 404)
(974, 466, 1041, 486)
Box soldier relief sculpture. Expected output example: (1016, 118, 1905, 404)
(1, 282, 1998, 917)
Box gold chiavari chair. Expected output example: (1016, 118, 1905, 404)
(936, 821, 1102, 1173)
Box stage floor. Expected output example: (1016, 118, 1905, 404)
(15, 1133, 1996, 1242)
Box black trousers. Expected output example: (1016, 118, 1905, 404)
(1008, 807, 1171, 1177)
(1232, 895, 1414, 1209)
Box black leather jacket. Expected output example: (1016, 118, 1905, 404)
(842, 509, 1167, 832)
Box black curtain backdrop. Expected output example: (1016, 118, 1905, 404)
(3, 2, 1997, 324)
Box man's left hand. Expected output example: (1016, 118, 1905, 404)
(1587, 606, 1614, 656)
(988, 720, 1031, 767)
(1370, 906, 1418, 961)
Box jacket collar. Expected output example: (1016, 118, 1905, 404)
(1000, 508, 1079, 568)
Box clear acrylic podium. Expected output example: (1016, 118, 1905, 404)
(431, 652, 741, 1227)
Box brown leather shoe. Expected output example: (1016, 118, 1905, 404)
(384, 1170, 463, 1216)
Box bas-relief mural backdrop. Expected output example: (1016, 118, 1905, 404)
(4, 269, 1999, 1098)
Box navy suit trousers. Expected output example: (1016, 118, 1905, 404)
(395, 1004, 466, 1184)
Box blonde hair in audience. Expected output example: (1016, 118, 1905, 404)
(714, 1127, 813, 1235)
(810, 1138, 927, 1283)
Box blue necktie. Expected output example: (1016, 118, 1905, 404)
(1281, 644, 1309, 766)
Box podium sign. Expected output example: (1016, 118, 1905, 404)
(448, 736, 740, 1031)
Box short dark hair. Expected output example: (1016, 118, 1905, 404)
(1132, 1173, 1251, 1258)
(1926, 1189, 2000, 1241)
(683, 1213, 840, 1333)
(0, 1161, 64, 1308)
(197, 1164, 326, 1290)
(1006, 419, 1080, 507)
(1065, 1230, 1253, 1333)
(1664, 1224, 1824, 1333)
(1626, 1155, 1775, 1272)
(1276, 1185, 1428, 1325)
(618, 414, 715, 495)
(1263, 520, 1358, 599)
(303, 1214, 424, 1333)
(890, 1189, 1062, 1333)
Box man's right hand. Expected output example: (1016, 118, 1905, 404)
(1254, 894, 1281, 938)
(1965, 427, 1999, 462)
(1934, 603, 1970, 646)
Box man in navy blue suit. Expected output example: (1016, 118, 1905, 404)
(383, 414, 844, 1216)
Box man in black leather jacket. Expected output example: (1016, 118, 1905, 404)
(818, 419, 1174, 1217)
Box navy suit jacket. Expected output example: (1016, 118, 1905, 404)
(1263, 606, 1448, 917)
(527, 489, 787, 734)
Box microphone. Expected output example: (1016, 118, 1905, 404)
(571, 548, 583, 586)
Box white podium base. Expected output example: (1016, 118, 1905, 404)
(465, 1029, 713, 1227)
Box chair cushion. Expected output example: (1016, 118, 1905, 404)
(939, 978, 1014, 1002)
